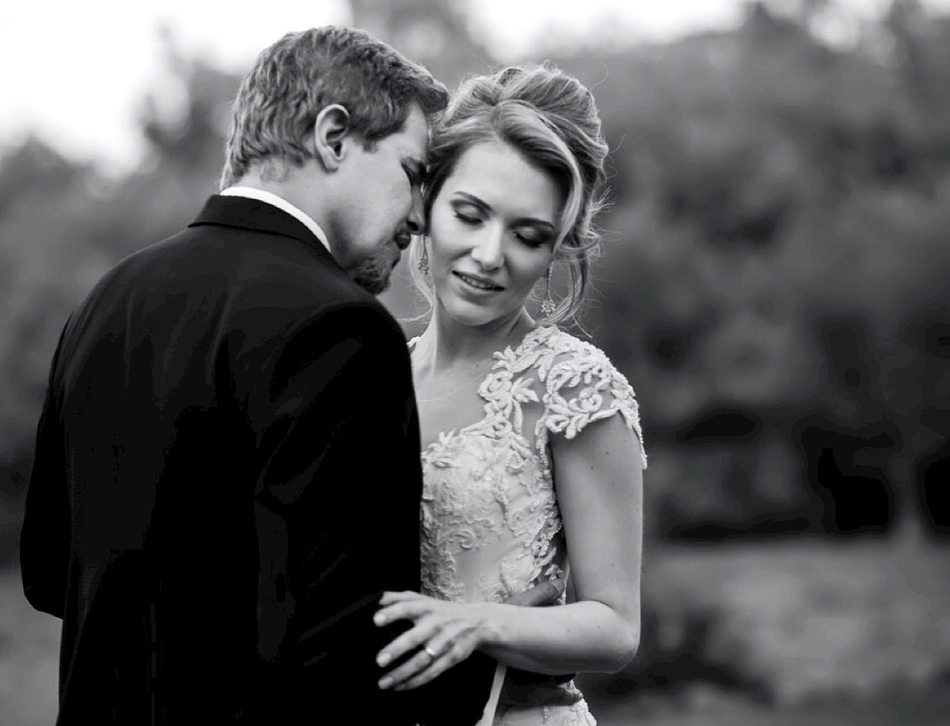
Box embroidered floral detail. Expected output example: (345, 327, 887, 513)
(534, 331, 647, 469)
(415, 326, 644, 724)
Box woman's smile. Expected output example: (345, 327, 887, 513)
(453, 271, 504, 292)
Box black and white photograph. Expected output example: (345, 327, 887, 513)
(1, 1, 948, 724)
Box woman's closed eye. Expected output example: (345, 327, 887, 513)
(454, 210, 483, 226)
(513, 227, 552, 247)
(451, 199, 485, 225)
(450, 198, 554, 247)
(454, 213, 553, 249)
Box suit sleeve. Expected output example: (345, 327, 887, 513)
(242, 301, 495, 724)
(20, 319, 72, 619)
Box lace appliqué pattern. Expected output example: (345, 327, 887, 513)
(417, 326, 645, 725)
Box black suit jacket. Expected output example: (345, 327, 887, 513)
(20, 195, 494, 724)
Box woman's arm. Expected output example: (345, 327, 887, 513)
(375, 413, 644, 689)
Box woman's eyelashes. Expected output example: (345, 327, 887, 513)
(514, 227, 552, 247)
(451, 208, 553, 248)
(450, 199, 485, 225)
(453, 209, 482, 226)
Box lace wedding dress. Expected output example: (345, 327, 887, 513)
(413, 326, 646, 726)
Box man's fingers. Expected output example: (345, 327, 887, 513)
(502, 578, 565, 607)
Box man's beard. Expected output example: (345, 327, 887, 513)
(349, 253, 395, 296)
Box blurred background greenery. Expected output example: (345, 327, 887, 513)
(1, 1, 948, 724)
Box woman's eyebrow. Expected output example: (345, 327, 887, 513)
(451, 191, 491, 212)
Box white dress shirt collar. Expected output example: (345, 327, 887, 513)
(219, 186, 331, 253)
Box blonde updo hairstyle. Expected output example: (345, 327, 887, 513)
(409, 63, 610, 326)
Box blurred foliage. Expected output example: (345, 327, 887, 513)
(580, 535, 950, 714)
(2, 1, 948, 545)
(2, 0, 949, 539)
(556, 0, 950, 540)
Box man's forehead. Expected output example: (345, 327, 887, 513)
(399, 106, 430, 162)
(406, 105, 430, 147)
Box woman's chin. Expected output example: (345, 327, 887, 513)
(445, 307, 499, 329)
(439, 299, 529, 332)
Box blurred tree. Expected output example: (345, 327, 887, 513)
(0, 140, 102, 461)
(350, 0, 497, 85)
(0, 29, 239, 562)
(3, 1, 950, 562)
(543, 1, 950, 538)
(139, 26, 238, 179)
(89, 26, 238, 261)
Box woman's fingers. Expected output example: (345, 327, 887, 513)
(374, 594, 486, 691)
(378, 640, 437, 689)
(391, 632, 479, 690)
(380, 628, 476, 690)
(378, 590, 423, 607)
(375, 593, 443, 669)
(376, 616, 439, 668)
(375, 596, 429, 628)
(378, 640, 442, 689)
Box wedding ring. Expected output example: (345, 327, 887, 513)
(423, 646, 438, 660)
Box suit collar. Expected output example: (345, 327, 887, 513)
(189, 194, 336, 264)
(219, 187, 331, 252)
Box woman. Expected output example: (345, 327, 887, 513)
(374, 64, 646, 726)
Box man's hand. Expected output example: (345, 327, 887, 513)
(500, 578, 565, 607)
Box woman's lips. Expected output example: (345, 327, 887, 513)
(454, 271, 504, 291)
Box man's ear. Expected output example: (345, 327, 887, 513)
(312, 104, 352, 172)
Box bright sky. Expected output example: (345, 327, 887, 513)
(3, 0, 949, 174)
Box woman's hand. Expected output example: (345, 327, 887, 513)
(375, 591, 489, 691)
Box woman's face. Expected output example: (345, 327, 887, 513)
(427, 140, 562, 330)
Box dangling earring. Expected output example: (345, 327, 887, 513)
(540, 267, 556, 317)
(418, 238, 430, 276)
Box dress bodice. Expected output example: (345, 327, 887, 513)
(411, 326, 645, 726)
(415, 325, 646, 607)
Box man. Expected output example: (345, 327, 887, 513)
(20, 26, 495, 724)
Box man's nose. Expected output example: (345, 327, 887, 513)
(471, 226, 504, 270)
(406, 187, 424, 236)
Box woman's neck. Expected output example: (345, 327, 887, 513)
(416, 305, 536, 373)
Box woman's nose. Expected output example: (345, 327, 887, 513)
(470, 227, 504, 270)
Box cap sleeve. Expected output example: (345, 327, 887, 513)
(534, 334, 647, 469)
